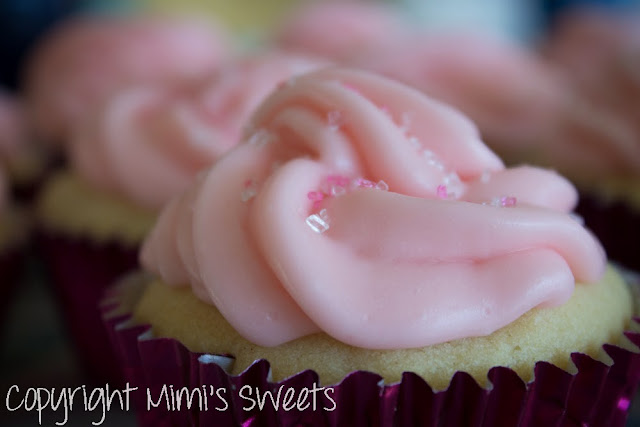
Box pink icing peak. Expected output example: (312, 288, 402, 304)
(141, 67, 605, 349)
(68, 52, 326, 210)
(26, 15, 231, 143)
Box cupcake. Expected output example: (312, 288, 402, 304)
(24, 14, 230, 147)
(35, 52, 324, 385)
(104, 68, 640, 425)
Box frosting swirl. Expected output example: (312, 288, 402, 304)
(25, 16, 230, 143)
(69, 53, 324, 211)
(141, 68, 605, 349)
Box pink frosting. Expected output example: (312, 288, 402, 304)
(356, 32, 640, 178)
(355, 33, 568, 149)
(276, 1, 406, 61)
(543, 7, 640, 84)
(141, 68, 605, 349)
(540, 10, 640, 178)
(69, 52, 325, 211)
(25, 15, 230, 143)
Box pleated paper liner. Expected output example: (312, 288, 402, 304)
(577, 192, 640, 272)
(102, 273, 640, 427)
(37, 230, 139, 387)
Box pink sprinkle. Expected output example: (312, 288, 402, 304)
(244, 179, 253, 188)
(356, 178, 375, 188)
(501, 196, 517, 207)
(436, 185, 448, 199)
(307, 191, 324, 201)
(313, 200, 323, 210)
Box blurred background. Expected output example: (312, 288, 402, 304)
(1, 0, 640, 425)
(3, 0, 640, 90)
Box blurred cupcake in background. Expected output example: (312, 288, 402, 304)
(541, 7, 640, 270)
(34, 50, 325, 385)
(24, 14, 231, 147)
(542, 6, 640, 86)
(274, 0, 407, 62)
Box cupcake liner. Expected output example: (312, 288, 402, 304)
(102, 274, 640, 426)
(577, 193, 640, 271)
(37, 230, 139, 386)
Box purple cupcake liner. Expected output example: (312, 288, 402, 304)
(102, 275, 640, 427)
(577, 193, 640, 271)
(36, 230, 139, 386)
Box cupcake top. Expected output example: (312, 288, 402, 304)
(25, 15, 230, 144)
(275, 1, 406, 61)
(69, 52, 325, 211)
(141, 67, 605, 350)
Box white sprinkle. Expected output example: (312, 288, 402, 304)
(408, 136, 420, 148)
(422, 149, 435, 159)
(428, 158, 445, 171)
(247, 129, 272, 148)
(327, 110, 343, 131)
(443, 173, 460, 186)
(376, 180, 389, 191)
(306, 209, 330, 233)
(331, 185, 347, 197)
(400, 112, 412, 132)
(241, 180, 258, 202)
